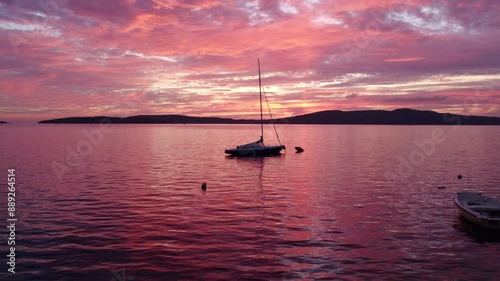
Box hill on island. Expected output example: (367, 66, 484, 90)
(38, 108, 500, 125)
(39, 115, 258, 124)
(275, 108, 500, 125)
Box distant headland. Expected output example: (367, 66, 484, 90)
(38, 108, 500, 125)
(0, 121, 8, 124)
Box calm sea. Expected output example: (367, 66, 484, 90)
(0, 124, 499, 280)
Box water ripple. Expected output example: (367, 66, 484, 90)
(1, 125, 499, 280)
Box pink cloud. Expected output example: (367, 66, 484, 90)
(384, 57, 425, 62)
(0, 0, 499, 122)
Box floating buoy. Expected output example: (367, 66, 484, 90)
(437, 186, 446, 189)
(295, 146, 304, 153)
(201, 182, 207, 191)
(458, 175, 463, 180)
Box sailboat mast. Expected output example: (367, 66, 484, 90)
(258, 59, 263, 141)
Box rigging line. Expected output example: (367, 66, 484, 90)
(262, 87, 283, 147)
(258, 59, 263, 140)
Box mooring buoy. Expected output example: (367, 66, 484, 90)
(295, 146, 304, 153)
(201, 182, 207, 191)
(458, 175, 462, 180)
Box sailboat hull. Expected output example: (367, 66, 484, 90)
(225, 145, 285, 157)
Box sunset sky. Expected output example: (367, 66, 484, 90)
(1, 0, 499, 122)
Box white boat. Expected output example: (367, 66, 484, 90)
(454, 192, 500, 229)
(224, 59, 285, 157)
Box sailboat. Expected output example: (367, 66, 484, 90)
(224, 60, 285, 157)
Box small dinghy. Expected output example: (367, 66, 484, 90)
(454, 192, 500, 229)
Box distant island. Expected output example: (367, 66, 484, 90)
(0, 121, 7, 124)
(38, 109, 500, 125)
